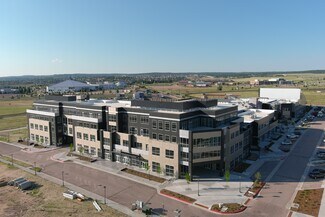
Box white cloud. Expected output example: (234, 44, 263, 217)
(51, 58, 62, 63)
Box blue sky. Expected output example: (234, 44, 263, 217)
(0, 0, 325, 76)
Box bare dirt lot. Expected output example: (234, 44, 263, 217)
(0, 162, 127, 217)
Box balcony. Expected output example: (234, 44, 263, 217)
(114, 144, 129, 153)
(131, 148, 149, 156)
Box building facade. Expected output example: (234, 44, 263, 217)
(27, 96, 252, 179)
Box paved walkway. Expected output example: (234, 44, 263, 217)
(0, 126, 27, 133)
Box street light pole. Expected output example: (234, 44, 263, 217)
(62, 171, 65, 187)
(34, 162, 36, 175)
(104, 185, 107, 204)
(198, 177, 200, 196)
(239, 175, 242, 193)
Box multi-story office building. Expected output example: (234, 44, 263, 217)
(27, 95, 251, 179)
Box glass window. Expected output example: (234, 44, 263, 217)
(152, 133, 157, 139)
(172, 136, 177, 143)
(30, 123, 34, 129)
(141, 128, 149, 137)
(158, 134, 163, 140)
(129, 127, 138, 134)
(44, 126, 48, 132)
(152, 161, 160, 172)
(90, 134, 96, 142)
(103, 138, 110, 145)
(83, 133, 89, 140)
(123, 140, 129, 147)
(152, 120, 157, 129)
(152, 147, 160, 156)
(158, 121, 163, 130)
(35, 124, 39, 130)
(171, 122, 177, 132)
(129, 115, 137, 123)
(77, 132, 82, 139)
(39, 125, 43, 131)
(140, 116, 149, 124)
(165, 135, 170, 142)
(165, 121, 170, 131)
(165, 150, 174, 159)
(109, 114, 116, 121)
(166, 165, 174, 176)
(68, 128, 72, 134)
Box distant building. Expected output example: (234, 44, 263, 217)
(47, 80, 96, 93)
(195, 81, 210, 87)
(0, 88, 19, 94)
(115, 81, 127, 88)
(258, 88, 305, 119)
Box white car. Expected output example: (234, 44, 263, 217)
(282, 140, 293, 145)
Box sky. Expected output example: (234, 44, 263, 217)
(0, 0, 325, 77)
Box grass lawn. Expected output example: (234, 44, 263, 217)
(0, 115, 27, 131)
(121, 168, 166, 183)
(1, 155, 32, 168)
(0, 99, 33, 116)
(291, 188, 323, 217)
(0, 128, 28, 143)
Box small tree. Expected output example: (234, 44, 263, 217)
(144, 162, 150, 180)
(157, 164, 162, 177)
(224, 169, 230, 182)
(69, 143, 74, 154)
(78, 146, 84, 156)
(185, 172, 191, 190)
(254, 172, 262, 186)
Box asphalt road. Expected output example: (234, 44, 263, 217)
(0, 119, 324, 217)
(240, 119, 325, 217)
(0, 143, 217, 217)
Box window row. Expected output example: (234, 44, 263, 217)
(129, 115, 149, 124)
(152, 120, 177, 132)
(193, 150, 220, 159)
(30, 134, 49, 144)
(193, 137, 221, 148)
(30, 123, 48, 132)
(76, 132, 97, 142)
(152, 162, 174, 176)
(152, 133, 177, 143)
(151, 147, 174, 159)
(230, 141, 243, 154)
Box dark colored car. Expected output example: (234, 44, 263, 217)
(294, 131, 302, 136)
(309, 169, 325, 179)
(311, 168, 325, 174)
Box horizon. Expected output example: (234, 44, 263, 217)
(1, 0, 325, 76)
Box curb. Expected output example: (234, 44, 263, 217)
(210, 206, 247, 215)
(159, 191, 195, 205)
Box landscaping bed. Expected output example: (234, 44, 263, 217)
(121, 168, 166, 183)
(244, 182, 265, 198)
(71, 153, 97, 162)
(160, 189, 196, 204)
(233, 162, 251, 173)
(211, 203, 246, 213)
(290, 188, 323, 217)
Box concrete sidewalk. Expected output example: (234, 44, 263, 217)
(51, 151, 167, 189)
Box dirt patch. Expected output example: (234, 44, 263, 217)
(121, 168, 166, 183)
(160, 189, 196, 204)
(233, 162, 251, 173)
(0, 162, 127, 217)
(211, 203, 246, 213)
(291, 188, 323, 217)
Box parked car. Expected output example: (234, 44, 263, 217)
(294, 131, 302, 136)
(309, 170, 325, 179)
(310, 168, 325, 174)
(287, 134, 299, 139)
(282, 140, 293, 145)
(279, 145, 290, 152)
